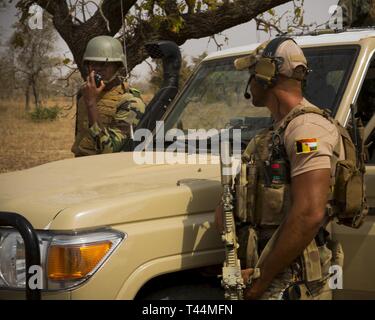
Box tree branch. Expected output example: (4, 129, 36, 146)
(255, 17, 284, 34)
(124, 0, 290, 71)
(88, 0, 137, 34)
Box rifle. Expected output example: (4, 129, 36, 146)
(220, 139, 245, 300)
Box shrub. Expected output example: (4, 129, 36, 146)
(30, 105, 61, 121)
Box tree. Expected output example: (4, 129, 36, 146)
(9, 0, 374, 86)
(14, 0, 291, 77)
(0, 50, 19, 100)
(338, 0, 375, 27)
(255, 0, 375, 36)
(9, 17, 60, 110)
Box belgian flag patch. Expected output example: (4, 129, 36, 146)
(296, 138, 318, 154)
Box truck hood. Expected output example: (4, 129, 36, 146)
(0, 152, 222, 230)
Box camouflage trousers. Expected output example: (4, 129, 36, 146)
(259, 244, 333, 300)
(238, 226, 344, 300)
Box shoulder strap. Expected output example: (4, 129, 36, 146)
(276, 106, 332, 135)
(276, 106, 343, 189)
(337, 124, 357, 164)
(275, 105, 342, 157)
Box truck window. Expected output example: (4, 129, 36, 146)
(164, 57, 270, 133)
(164, 46, 358, 138)
(303, 46, 358, 114)
(357, 57, 375, 164)
(357, 59, 375, 127)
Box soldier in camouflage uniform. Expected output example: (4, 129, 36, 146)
(71, 36, 145, 157)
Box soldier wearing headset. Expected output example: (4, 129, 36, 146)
(217, 38, 345, 300)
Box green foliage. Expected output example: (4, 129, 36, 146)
(30, 105, 61, 122)
(203, 0, 219, 10)
(131, 0, 220, 35)
(169, 15, 185, 33)
(256, 0, 308, 35)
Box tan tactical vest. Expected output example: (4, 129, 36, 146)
(236, 106, 367, 229)
(71, 82, 143, 157)
(236, 126, 291, 227)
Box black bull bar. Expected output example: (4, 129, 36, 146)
(0, 212, 41, 300)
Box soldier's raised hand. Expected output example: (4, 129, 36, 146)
(83, 71, 105, 109)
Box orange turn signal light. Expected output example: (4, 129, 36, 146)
(47, 241, 112, 281)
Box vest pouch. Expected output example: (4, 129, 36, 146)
(246, 161, 258, 224)
(235, 163, 249, 223)
(301, 239, 322, 282)
(317, 244, 332, 279)
(246, 227, 259, 268)
(255, 183, 290, 226)
(334, 160, 364, 222)
(326, 239, 344, 270)
(237, 226, 259, 268)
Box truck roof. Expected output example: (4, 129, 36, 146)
(204, 28, 375, 61)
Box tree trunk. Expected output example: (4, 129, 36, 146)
(31, 78, 40, 109)
(25, 85, 30, 112)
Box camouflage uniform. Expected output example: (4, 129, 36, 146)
(71, 82, 145, 157)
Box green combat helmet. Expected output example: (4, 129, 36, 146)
(83, 36, 126, 67)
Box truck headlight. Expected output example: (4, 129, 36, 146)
(0, 228, 124, 291)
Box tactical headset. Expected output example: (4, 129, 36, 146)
(244, 37, 301, 99)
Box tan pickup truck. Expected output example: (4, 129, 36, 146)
(0, 28, 374, 300)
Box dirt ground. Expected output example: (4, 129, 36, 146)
(0, 98, 76, 173)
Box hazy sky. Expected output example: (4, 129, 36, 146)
(0, 0, 339, 80)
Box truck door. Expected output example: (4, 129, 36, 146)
(332, 56, 375, 300)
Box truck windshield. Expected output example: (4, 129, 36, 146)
(163, 46, 358, 136)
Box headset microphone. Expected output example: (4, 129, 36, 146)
(244, 74, 253, 99)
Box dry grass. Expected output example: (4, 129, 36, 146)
(0, 94, 153, 174)
(0, 98, 76, 173)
